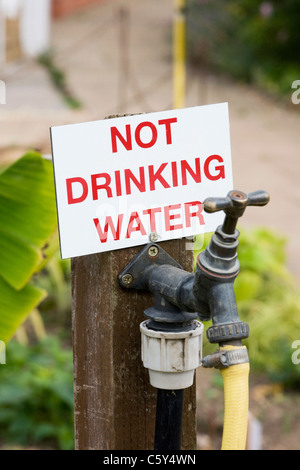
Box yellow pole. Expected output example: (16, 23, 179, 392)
(173, 0, 186, 109)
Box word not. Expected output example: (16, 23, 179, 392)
(93, 201, 204, 243)
(291, 80, 300, 105)
(66, 155, 225, 205)
(111, 117, 177, 153)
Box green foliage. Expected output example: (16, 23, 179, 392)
(195, 227, 300, 388)
(187, 0, 300, 99)
(0, 336, 74, 449)
(0, 152, 58, 343)
(34, 251, 72, 339)
(38, 51, 82, 109)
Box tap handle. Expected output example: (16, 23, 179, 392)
(203, 190, 270, 234)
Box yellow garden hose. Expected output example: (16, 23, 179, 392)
(220, 345, 250, 450)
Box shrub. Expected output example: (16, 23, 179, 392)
(0, 336, 74, 449)
(187, 0, 300, 99)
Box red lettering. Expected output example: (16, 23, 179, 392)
(114, 170, 122, 196)
(126, 211, 147, 238)
(111, 124, 132, 153)
(204, 155, 225, 181)
(135, 121, 158, 149)
(158, 117, 177, 145)
(124, 167, 146, 195)
(149, 163, 171, 191)
(164, 204, 183, 231)
(181, 158, 201, 185)
(91, 173, 112, 200)
(143, 207, 162, 232)
(93, 215, 124, 243)
(171, 161, 178, 187)
(66, 177, 88, 204)
(184, 201, 204, 227)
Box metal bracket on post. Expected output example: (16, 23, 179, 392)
(119, 242, 202, 329)
(119, 242, 182, 290)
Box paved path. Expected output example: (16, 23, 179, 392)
(1, 0, 300, 279)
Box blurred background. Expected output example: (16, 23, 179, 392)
(0, 0, 300, 450)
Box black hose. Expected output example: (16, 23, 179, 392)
(154, 388, 184, 450)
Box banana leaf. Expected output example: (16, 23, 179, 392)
(0, 152, 57, 343)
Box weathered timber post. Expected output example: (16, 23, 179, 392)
(71, 239, 197, 450)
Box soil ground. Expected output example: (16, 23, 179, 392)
(1, 0, 300, 450)
(197, 367, 300, 450)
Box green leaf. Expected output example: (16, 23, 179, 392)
(0, 152, 58, 342)
(0, 152, 57, 288)
(0, 226, 42, 290)
(0, 277, 46, 343)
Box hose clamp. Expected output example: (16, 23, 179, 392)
(201, 347, 249, 369)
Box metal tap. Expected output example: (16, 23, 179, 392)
(119, 190, 270, 345)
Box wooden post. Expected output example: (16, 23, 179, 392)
(117, 6, 130, 114)
(71, 239, 197, 450)
(173, 0, 186, 109)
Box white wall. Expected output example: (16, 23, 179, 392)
(1, 0, 22, 19)
(0, 0, 51, 60)
(20, 0, 51, 57)
(0, 6, 5, 66)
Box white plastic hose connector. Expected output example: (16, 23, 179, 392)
(140, 319, 204, 390)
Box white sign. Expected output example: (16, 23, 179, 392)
(51, 103, 233, 259)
